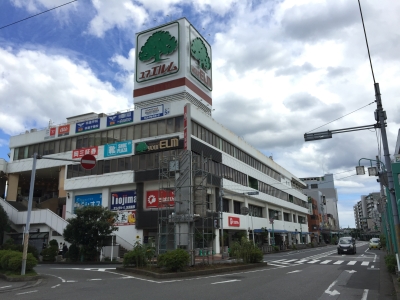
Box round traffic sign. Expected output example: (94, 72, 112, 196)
(81, 154, 96, 170)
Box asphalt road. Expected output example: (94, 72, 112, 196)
(0, 241, 395, 300)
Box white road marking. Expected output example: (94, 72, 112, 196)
(16, 290, 38, 295)
(361, 289, 369, 300)
(324, 280, 340, 296)
(42, 273, 66, 282)
(345, 270, 357, 274)
(296, 260, 308, 263)
(371, 265, 374, 268)
(66, 280, 77, 283)
(211, 279, 240, 285)
(308, 260, 320, 264)
(89, 279, 102, 281)
(0, 285, 12, 289)
(267, 263, 287, 267)
(361, 261, 370, 266)
(333, 261, 344, 265)
(347, 261, 356, 265)
(285, 259, 298, 262)
(51, 284, 60, 289)
(320, 260, 331, 264)
(287, 270, 302, 274)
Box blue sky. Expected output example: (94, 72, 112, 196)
(1, 0, 400, 228)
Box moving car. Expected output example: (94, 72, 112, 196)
(369, 238, 381, 250)
(337, 237, 356, 254)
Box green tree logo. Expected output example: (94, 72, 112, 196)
(139, 31, 178, 64)
(135, 142, 148, 153)
(190, 37, 211, 71)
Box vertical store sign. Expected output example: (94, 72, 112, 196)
(183, 104, 191, 151)
(58, 124, 70, 137)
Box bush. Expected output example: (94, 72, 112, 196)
(1, 250, 16, 269)
(1, 241, 39, 259)
(41, 245, 58, 262)
(7, 252, 37, 272)
(230, 237, 264, 263)
(273, 246, 280, 252)
(385, 254, 397, 273)
(49, 239, 59, 247)
(0, 250, 13, 269)
(123, 243, 147, 267)
(68, 244, 80, 262)
(157, 249, 190, 272)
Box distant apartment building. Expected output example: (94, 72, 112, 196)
(299, 174, 339, 231)
(353, 193, 380, 232)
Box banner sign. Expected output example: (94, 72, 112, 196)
(104, 140, 132, 157)
(141, 104, 164, 121)
(58, 124, 70, 137)
(146, 190, 175, 208)
(44, 127, 56, 140)
(110, 191, 136, 211)
(114, 210, 136, 226)
(228, 216, 240, 227)
(74, 193, 102, 211)
(107, 111, 133, 127)
(72, 146, 98, 159)
(75, 119, 100, 134)
(135, 137, 180, 154)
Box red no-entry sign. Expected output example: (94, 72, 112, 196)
(81, 154, 96, 170)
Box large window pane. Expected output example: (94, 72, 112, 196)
(113, 128, 120, 142)
(59, 139, 65, 152)
(88, 134, 94, 147)
(110, 159, 117, 173)
(101, 131, 107, 145)
(103, 160, 110, 173)
(107, 130, 114, 144)
(125, 156, 132, 170)
(127, 126, 134, 140)
(150, 121, 157, 137)
(175, 116, 184, 132)
(94, 132, 101, 146)
(157, 119, 166, 135)
(118, 158, 125, 171)
(120, 127, 127, 141)
(134, 124, 141, 139)
(71, 137, 76, 150)
(65, 138, 71, 151)
(139, 155, 146, 170)
(166, 118, 174, 134)
(141, 122, 149, 138)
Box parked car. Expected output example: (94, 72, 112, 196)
(337, 237, 356, 255)
(369, 238, 381, 250)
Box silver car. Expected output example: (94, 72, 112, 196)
(337, 237, 356, 255)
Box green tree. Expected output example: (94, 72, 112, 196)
(0, 205, 9, 245)
(190, 37, 211, 71)
(63, 206, 118, 261)
(139, 31, 178, 64)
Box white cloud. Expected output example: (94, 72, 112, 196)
(0, 47, 131, 135)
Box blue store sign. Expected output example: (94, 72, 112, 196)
(141, 104, 164, 121)
(74, 193, 102, 212)
(107, 111, 133, 127)
(104, 141, 132, 157)
(110, 190, 137, 211)
(75, 119, 100, 133)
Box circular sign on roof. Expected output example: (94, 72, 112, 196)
(81, 154, 96, 170)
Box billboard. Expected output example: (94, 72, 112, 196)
(75, 119, 100, 134)
(140, 104, 169, 121)
(44, 127, 56, 140)
(136, 22, 179, 83)
(58, 124, 70, 137)
(104, 141, 132, 157)
(114, 210, 136, 226)
(74, 193, 102, 211)
(72, 146, 98, 159)
(107, 111, 133, 127)
(228, 216, 240, 227)
(146, 190, 175, 208)
(110, 191, 136, 211)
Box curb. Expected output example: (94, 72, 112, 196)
(116, 263, 268, 279)
(0, 273, 43, 282)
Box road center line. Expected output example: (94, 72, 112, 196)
(16, 290, 38, 295)
(361, 289, 369, 300)
(0, 285, 12, 289)
(211, 279, 240, 285)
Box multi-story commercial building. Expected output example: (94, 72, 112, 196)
(353, 193, 380, 233)
(0, 18, 309, 259)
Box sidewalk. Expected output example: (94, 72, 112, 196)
(379, 250, 400, 300)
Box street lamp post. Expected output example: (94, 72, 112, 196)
(300, 222, 302, 244)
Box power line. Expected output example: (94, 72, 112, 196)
(307, 101, 375, 133)
(0, 0, 77, 30)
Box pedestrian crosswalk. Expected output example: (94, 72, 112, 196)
(266, 258, 374, 267)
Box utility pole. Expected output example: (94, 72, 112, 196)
(375, 83, 400, 253)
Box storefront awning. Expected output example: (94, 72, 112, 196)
(271, 229, 288, 233)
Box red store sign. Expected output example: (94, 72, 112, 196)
(72, 146, 98, 159)
(228, 216, 240, 227)
(146, 190, 175, 208)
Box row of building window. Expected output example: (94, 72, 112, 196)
(13, 116, 184, 160)
(66, 150, 306, 209)
(192, 122, 282, 182)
